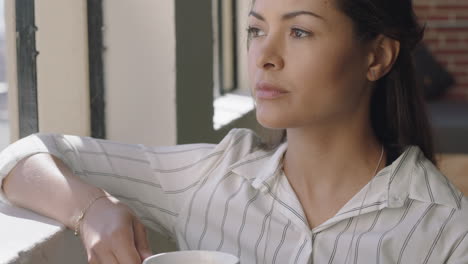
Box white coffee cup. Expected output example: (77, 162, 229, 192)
(142, 250, 240, 264)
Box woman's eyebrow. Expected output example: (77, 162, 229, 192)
(249, 10, 325, 22)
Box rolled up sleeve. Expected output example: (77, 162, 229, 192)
(0, 129, 253, 239)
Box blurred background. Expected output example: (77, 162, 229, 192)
(413, 0, 468, 154)
(415, 0, 468, 101)
(0, 0, 466, 153)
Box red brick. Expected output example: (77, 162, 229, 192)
(424, 16, 468, 21)
(415, 0, 468, 102)
(416, 10, 468, 19)
(429, 27, 468, 33)
(445, 38, 464, 44)
(424, 31, 468, 40)
(453, 73, 468, 79)
(415, 5, 468, 10)
(455, 60, 468, 66)
(423, 38, 441, 46)
(433, 50, 467, 56)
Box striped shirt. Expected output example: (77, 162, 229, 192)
(0, 128, 467, 263)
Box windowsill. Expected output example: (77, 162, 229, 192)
(213, 93, 255, 130)
(0, 202, 87, 264)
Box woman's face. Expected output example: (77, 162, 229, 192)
(248, 0, 372, 129)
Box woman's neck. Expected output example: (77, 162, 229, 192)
(283, 121, 386, 196)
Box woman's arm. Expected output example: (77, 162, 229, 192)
(2, 153, 107, 230)
(2, 153, 154, 264)
(0, 132, 218, 236)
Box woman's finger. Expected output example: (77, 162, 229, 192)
(87, 251, 99, 264)
(112, 225, 142, 264)
(133, 218, 153, 260)
(87, 249, 119, 264)
(96, 251, 119, 264)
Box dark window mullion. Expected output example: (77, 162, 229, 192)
(231, 0, 238, 91)
(16, 0, 39, 138)
(87, 0, 106, 139)
(217, 0, 225, 96)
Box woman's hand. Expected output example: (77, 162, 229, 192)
(79, 196, 153, 264)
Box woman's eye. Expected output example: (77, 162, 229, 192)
(247, 27, 266, 38)
(290, 28, 311, 38)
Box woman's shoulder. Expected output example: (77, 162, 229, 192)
(416, 151, 468, 226)
(208, 128, 287, 172)
(214, 128, 265, 159)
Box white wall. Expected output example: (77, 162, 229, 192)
(35, 0, 91, 136)
(5, 0, 18, 142)
(103, 0, 177, 146)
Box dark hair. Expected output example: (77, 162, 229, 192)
(333, 0, 435, 164)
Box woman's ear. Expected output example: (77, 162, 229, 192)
(367, 34, 401, 81)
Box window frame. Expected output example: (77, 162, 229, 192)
(16, 0, 38, 138)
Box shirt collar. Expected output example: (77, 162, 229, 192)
(230, 143, 462, 211)
(388, 145, 462, 210)
(230, 142, 288, 192)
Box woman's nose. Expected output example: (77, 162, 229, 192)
(255, 38, 285, 70)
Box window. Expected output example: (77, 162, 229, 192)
(213, 0, 254, 130)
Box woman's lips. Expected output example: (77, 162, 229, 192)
(255, 82, 289, 100)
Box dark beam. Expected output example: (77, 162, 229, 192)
(16, 0, 38, 137)
(87, 0, 106, 139)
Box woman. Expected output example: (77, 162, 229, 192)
(1, 0, 467, 263)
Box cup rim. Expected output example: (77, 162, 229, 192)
(144, 250, 239, 263)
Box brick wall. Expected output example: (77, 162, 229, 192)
(414, 0, 468, 101)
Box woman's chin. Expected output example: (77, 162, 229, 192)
(256, 110, 289, 129)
